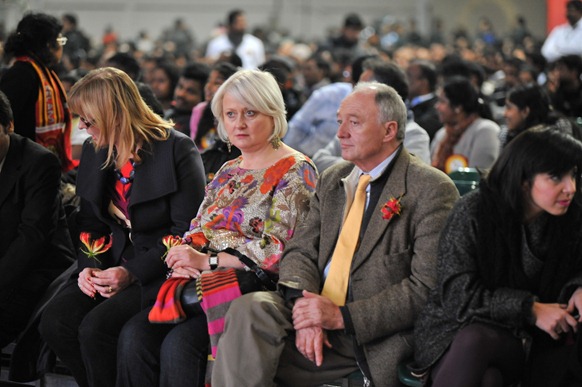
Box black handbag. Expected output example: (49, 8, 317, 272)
(220, 247, 277, 291)
(180, 248, 277, 316)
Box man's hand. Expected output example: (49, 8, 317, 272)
(295, 326, 332, 366)
(292, 290, 344, 331)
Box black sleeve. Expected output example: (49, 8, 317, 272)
(0, 62, 39, 140)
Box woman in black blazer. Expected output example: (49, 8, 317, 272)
(39, 67, 206, 387)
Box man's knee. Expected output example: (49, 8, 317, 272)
(226, 291, 291, 332)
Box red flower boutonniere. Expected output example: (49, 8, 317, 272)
(381, 195, 404, 221)
(161, 235, 183, 261)
(80, 232, 112, 264)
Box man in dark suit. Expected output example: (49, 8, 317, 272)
(407, 59, 442, 141)
(0, 90, 74, 347)
(212, 82, 459, 386)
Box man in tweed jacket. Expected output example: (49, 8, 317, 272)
(212, 82, 459, 386)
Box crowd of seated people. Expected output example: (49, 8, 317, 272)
(1, 2, 582, 386)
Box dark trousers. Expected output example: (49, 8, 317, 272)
(39, 281, 142, 387)
(431, 323, 525, 387)
(116, 307, 209, 387)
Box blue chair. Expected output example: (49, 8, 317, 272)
(398, 361, 423, 387)
(448, 167, 481, 196)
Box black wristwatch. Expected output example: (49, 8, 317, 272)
(208, 254, 219, 270)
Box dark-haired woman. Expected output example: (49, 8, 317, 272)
(190, 61, 241, 181)
(415, 128, 582, 387)
(149, 60, 180, 116)
(502, 83, 575, 147)
(431, 76, 501, 173)
(0, 12, 76, 173)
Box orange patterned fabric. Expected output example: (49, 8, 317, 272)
(16, 56, 77, 172)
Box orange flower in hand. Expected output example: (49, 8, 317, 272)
(80, 232, 112, 264)
(161, 235, 183, 261)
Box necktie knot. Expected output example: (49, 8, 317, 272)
(357, 174, 371, 193)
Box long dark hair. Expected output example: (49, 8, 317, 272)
(197, 62, 237, 142)
(443, 76, 481, 115)
(4, 13, 63, 65)
(477, 128, 582, 300)
(505, 85, 551, 143)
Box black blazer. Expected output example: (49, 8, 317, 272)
(74, 129, 206, 304)
(0, 133, 74, 293)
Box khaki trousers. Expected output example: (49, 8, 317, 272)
(212, 291, 360, 387)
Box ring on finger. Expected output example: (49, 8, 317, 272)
(108, 286, 112, 293)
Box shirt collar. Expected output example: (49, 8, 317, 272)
(410, 93, 435, 107)
(356, 146, 399, 183)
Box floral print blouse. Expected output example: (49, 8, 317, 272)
(184, 152, 318, 274)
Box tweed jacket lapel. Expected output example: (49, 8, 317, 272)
(351, 150, 410, 273)
(318, 175, 347, 270)
(314, 163, 353, 273)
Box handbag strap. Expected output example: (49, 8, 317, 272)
(221, 247, 276, 290)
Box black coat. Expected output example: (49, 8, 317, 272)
(0, 61, 43, 141)
(74, 129, 206, 304)
(8, 129, 206, 383)
(411, 96, 441, 141)
(0, 133, 74, 293)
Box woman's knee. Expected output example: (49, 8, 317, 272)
(161, 318, 208, 362)
(39, 296, 75, 343)
(451, 323, 501, 353)
(118, 314, 147, 357)
(39, 284, 91, 343)
(482, 367, 503, 387)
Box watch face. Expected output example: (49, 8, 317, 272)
(209, 255, 218, 267)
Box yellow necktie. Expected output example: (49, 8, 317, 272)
(321, 174, 371, 306)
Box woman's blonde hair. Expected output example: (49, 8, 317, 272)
(69, 67, 172, 168)
(211, 69, 287, 143)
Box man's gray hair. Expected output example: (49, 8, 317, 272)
(353, 82, 407, 141)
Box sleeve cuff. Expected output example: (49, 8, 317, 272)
(282, 287, 304, 305)
(523, 295, 539, 326)
(340, 305, 355, 335)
